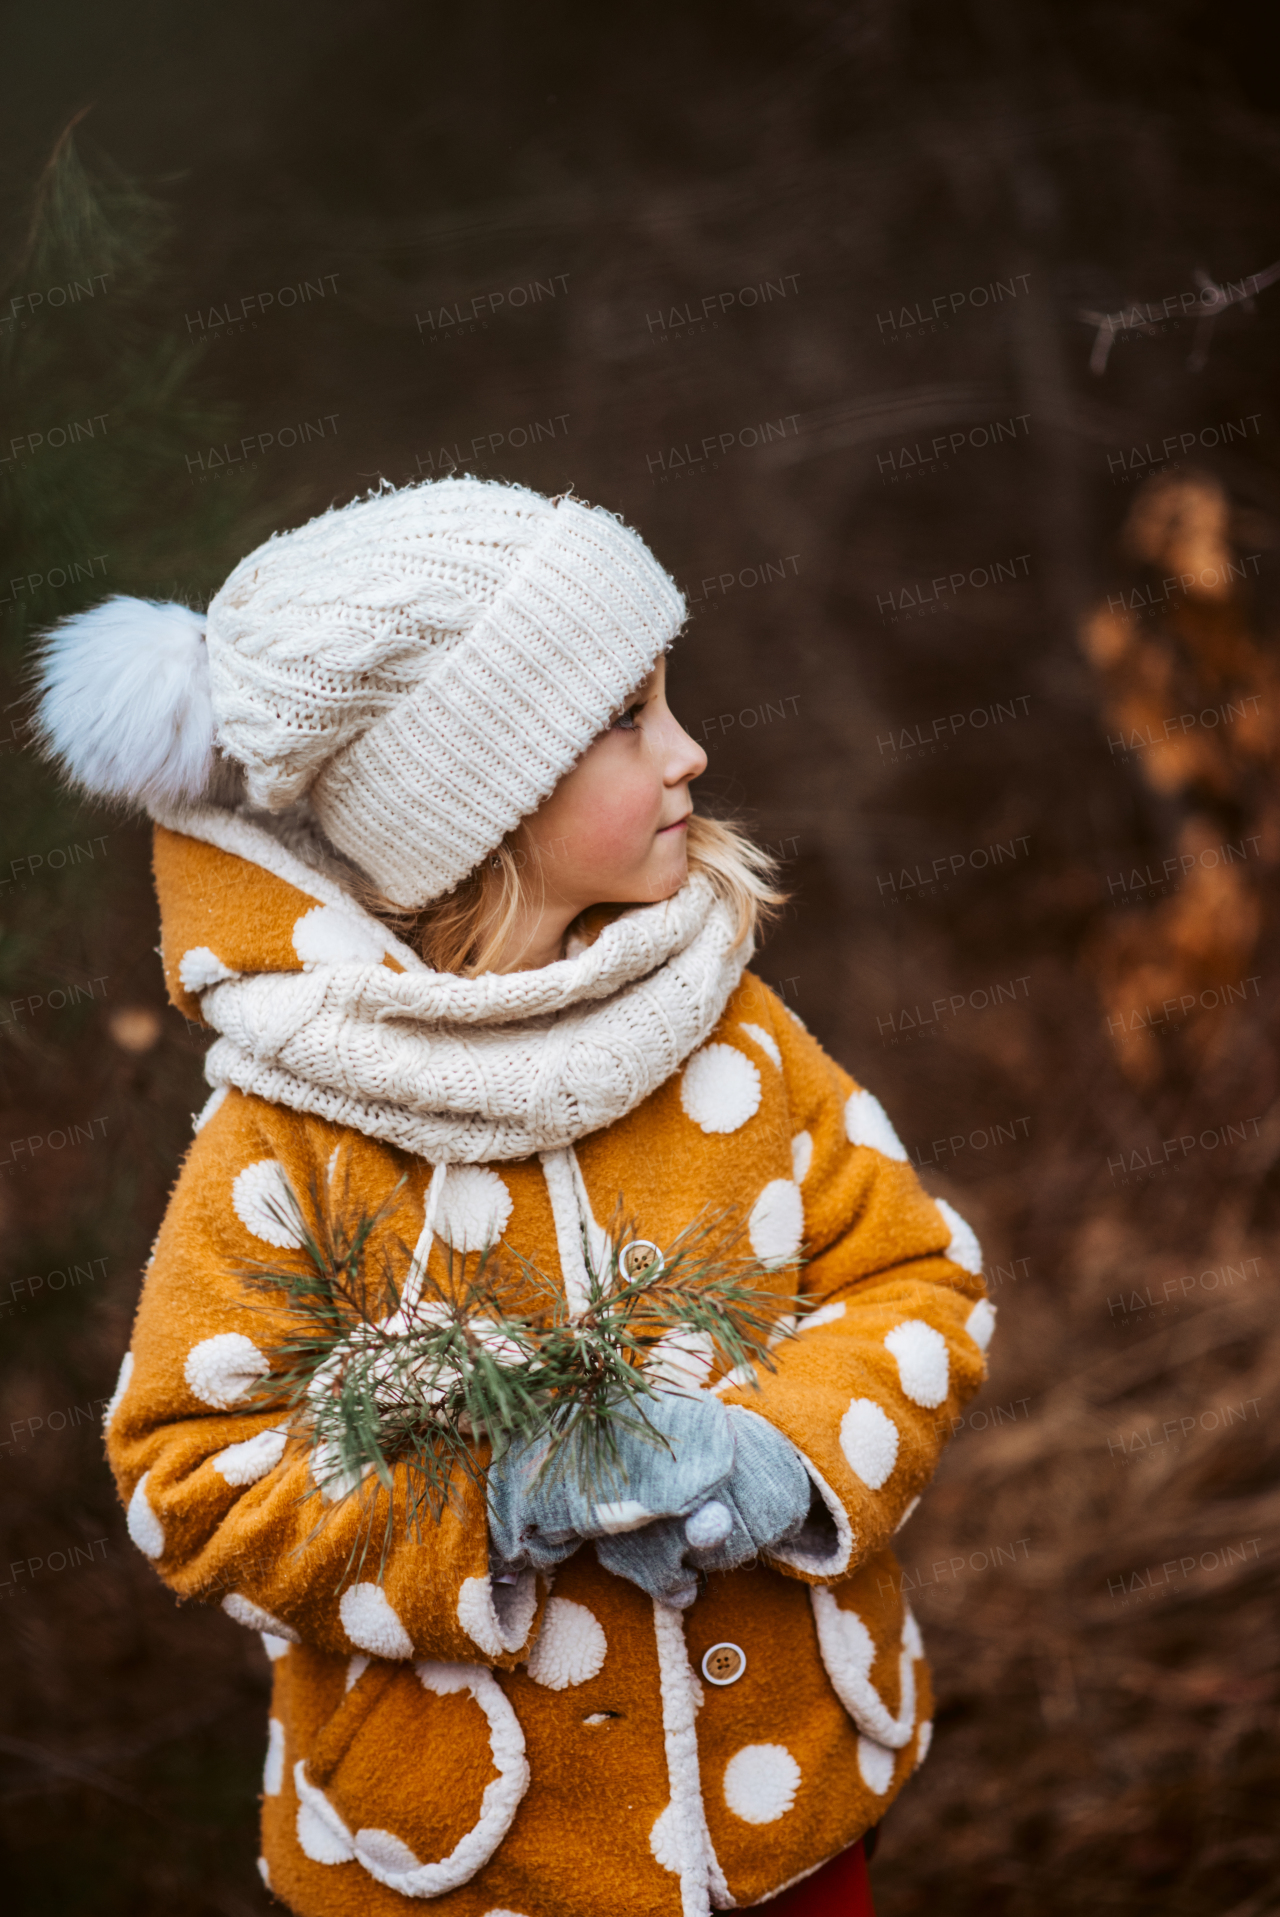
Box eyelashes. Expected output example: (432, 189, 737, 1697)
(612, 702, 646, 732)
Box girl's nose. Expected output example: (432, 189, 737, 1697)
(668, 721, 708, 785)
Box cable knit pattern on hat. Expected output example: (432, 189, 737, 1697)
(163, 806, 748, 1163)
(204, 478, 686, 907)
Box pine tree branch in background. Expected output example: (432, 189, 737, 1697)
(1079, 260, 1280, 375)
(1, 115, 264, 646)
(0, 120, 275, 1108)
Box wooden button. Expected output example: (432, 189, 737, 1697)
(619, 1238, 664, 1279)
(701, 1642, 746, 1686)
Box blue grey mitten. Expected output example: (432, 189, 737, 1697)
(486, 1390, 736, 1575)
(593, 1404, 812, 1606)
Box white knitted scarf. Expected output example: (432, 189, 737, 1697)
(159, 805, 749, 1167)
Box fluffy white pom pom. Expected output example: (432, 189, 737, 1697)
(35, 596, 216, 809)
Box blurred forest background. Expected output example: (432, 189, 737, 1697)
(2, 1, 1280, 1911)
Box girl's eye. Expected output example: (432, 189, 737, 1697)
(612, 703, 645, 732)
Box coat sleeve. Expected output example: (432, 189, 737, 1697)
(714, 993, 994, 1582)
(105, 1089, 544, 1668)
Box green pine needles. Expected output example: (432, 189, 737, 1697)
(240, 1171, 805, 1577)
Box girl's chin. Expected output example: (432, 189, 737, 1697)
(598, 851, 688, 905)
(648, 858, 689, 899)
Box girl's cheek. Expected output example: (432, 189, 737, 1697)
(555, 777, 662, 864)
(563, 809, 656, 870)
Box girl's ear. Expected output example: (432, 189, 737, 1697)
(33, 596, 217, 810)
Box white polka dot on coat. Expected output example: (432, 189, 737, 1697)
(884, 1319, 950, 1407)
(185, 1331, 270, 1409)
(748, 1179, 804, 1264)
(723, 1743, 801, 1823)
(844, 1088, 908, 1161)
(126, 1471, 165, 1558)
(339, 1582, 414, 1659)
(434, 1165, 514, 1251)
(738, 1021, 781, 1069)
(965, 1298, 997, 1352)
(222, 1592, 299, 1641)
(212, 1425, 289, 1486)
(233, 1159, 303, 1248)
(935, 1196, 983, 1274)
(857, 1734, 895, 1795)
(839, 1397, 900, 1489)
(526, 1598, 607, 1690)
(103, 1349, 134, 1428)
(680, 1043, 761, 1134)
(263, 1718, 285, 1796)
(292, 904, 390, 967)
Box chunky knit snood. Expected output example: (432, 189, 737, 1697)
(158, 803, 750, 1165)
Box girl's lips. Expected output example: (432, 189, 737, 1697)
(657, 816, 690, 834)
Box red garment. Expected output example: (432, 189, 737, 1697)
(758, 1840, 875, 1916)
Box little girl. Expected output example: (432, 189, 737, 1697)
(38, 478, 993, 1917)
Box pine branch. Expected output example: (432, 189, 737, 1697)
(238, 1170, 806, 1578)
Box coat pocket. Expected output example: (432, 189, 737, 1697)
(293, 1658, 529, 1897)
(809, 1555, 926, 1796)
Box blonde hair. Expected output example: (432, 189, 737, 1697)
(351, 814, 786, 977)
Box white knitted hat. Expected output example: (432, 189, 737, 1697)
(35, 478, 687, 908)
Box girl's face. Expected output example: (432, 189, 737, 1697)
(518, 654, 707, 914)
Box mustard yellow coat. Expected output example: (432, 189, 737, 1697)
(106, 826, 991, 1916)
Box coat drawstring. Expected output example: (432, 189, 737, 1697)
(399, 1152, 604, 1325)
(538, 1146, 598, 1321)
(393, 1160, 450, 1323)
